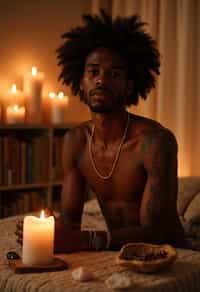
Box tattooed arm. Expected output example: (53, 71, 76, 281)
(109, 128, 181, 250)
(139, 129, 178, 241)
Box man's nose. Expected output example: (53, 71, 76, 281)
(95, 73, 107, 87)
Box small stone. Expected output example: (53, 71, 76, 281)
(71, 266, 95, 281)
(6, 251, 20, 260)
(105, 273, 132, 290)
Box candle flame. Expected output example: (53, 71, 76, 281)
(32, 66, 38, 76)
(58, 92, 64, 99)
(11, 84, 17, 93)
(49, 92, 56, 99)
(40, 210, 45, 220)
(13, 104, 19, 111)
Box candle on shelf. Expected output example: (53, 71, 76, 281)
(22, 210, 55, 266)
(6, 104, 25, 124)
(5, 84, 25, 107)
(42, 93, 52, 124)
(0, 103, 2, 123)
(50, 91, 69, 124)
(24, 66, 44, 123)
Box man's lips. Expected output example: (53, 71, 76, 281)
(90, 89, 112, 98)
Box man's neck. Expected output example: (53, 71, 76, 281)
(90, 110, 129, 148)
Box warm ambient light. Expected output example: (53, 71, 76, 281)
(40, 210, 45, 220)
(32, 66, 38, 76)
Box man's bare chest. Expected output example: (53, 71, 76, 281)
(79, 144, 146, 203)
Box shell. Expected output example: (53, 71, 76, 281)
(116, 242, 177, 273)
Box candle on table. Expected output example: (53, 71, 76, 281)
(6, 104, 25, 124)
(24, 66, 44, 123)
(22, 210, 55, 266)
(50, 91, 69, 124)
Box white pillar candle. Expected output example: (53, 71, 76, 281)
(22, 210, 55, 266)
(0, 103, 2, 123)
(50, 92, 69, 124)
(6, 105, 25, 124)
(4, 84, 25, 107)
(24, 66, 44, 123)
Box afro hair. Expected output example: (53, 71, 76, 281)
(57, 10, 160, 105)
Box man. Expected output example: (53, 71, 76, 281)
(16, 10, 185, 252)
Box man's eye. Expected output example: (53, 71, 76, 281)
(111, 71, 123, 78)
(88, 69, 99, 76)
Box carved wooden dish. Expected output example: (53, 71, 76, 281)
(116, 243, 177, 273)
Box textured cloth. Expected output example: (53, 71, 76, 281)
(1, 213, 200, 291)
(178, 177, 200, 242)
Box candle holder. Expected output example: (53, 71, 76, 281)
(8, 257, 68, 274)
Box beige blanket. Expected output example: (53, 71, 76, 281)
(1, 203, 200, 292)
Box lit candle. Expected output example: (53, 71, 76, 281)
(22, 210, 55, 266)
(24, 66, 44, 123)
(5, 84, 25, 107)
(0, 103, 2, 123)
(50, 91, 69, 124)
(6, 104, 25, 124)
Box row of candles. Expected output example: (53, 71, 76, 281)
(0, 66, 69, 124)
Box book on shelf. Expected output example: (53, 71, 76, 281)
(0, 190, 48, 218)
(0, 135, 50, 186)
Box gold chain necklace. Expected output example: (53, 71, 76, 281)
(89, 113, 130, 180)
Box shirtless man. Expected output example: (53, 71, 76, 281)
(16, 10, 185, 252)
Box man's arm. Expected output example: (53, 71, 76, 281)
(54, 128, 89, 252)
(109, 129, 178, 250)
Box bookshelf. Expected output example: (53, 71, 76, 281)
(0, 123, 76, 218)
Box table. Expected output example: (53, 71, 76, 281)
(1, 213, 200, 291)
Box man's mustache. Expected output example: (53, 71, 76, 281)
(89, 86, 113, 97)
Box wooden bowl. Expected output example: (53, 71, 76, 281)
(116, 243, 177, 273)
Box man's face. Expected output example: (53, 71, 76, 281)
(81, 47, 130, 113)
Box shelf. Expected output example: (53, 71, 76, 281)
(0, 123, 72, 217)
(0, 122, 77, 130)
(0, 182, 50, 191)
(51, 180, 63, 187)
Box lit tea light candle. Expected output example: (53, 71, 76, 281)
(22, 210, 55, 266)
(50, 91, 69, 124)
(24, 66, 44, 123)
(5, 84, 25, 107)
(6, 104, 25, 124)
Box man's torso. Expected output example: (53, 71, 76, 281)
(73, 115, 176, 230)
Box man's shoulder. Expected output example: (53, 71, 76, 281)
(130, 114, 177, 148)
(63, 120, 91, 148)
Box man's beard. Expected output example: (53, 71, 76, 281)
(89, 104, 113, 113)
(82, 92, 125, 113)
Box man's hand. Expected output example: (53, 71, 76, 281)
(14, 209, 88, 253)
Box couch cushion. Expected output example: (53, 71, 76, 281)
(177, 177, 200, 217)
